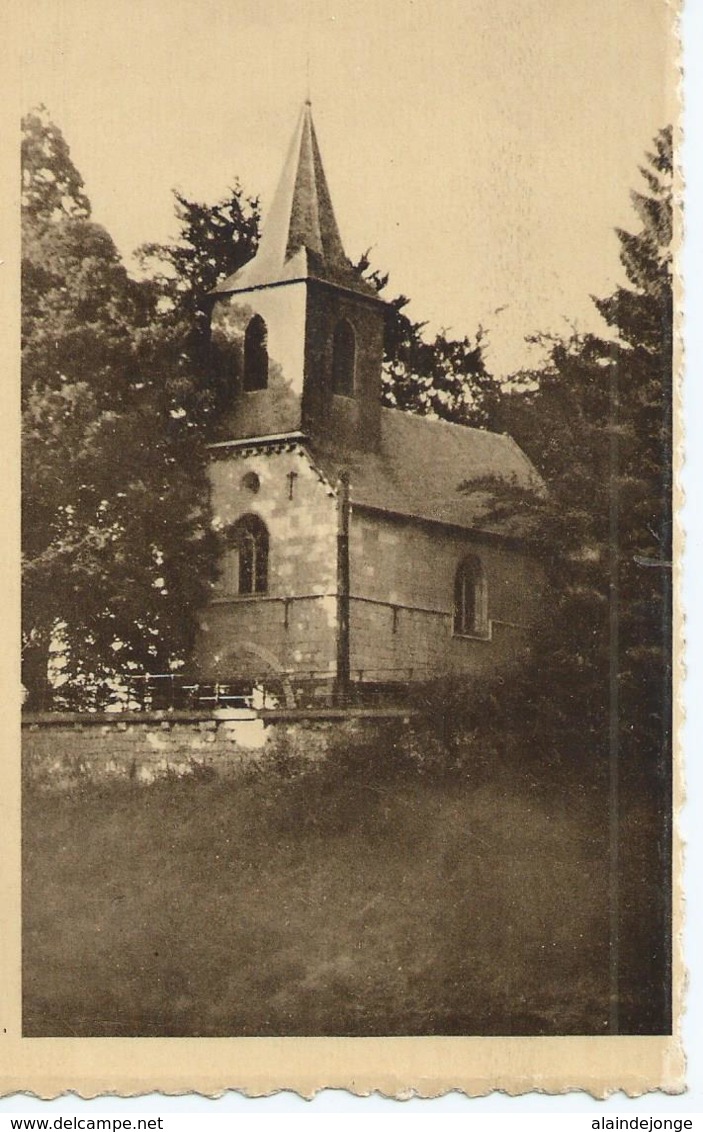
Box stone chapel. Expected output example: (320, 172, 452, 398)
(194, 103, 544, 699)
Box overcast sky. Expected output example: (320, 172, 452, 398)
(20, 0, 675, 377)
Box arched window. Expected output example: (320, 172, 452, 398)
(243, 315, 268, 391)
(222, 514, 269, 595)
(331, 319, 356, 397)
(453, 556, 489, 638)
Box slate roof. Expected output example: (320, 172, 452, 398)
(314, 408, 544, 538)
(213, 103, 378, 301)
(209, 411, 542, 538)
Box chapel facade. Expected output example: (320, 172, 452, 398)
(194, 103, 544, 699)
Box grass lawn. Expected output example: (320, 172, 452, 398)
(22, 739, 620, 1037)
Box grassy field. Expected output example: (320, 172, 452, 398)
(22, 734, 623, 1037)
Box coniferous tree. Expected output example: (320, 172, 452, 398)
(495, 127, 673, 770)
(21, 105, 91, 225)
(487, 128, 673, 1034)
(137, 188, 261, 423)
(138, 186, 261, 314)
(596, 126, 673, 774)
(357, 255, 500, 428)
(141, 205, 499, 431)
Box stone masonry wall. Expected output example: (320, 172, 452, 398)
(303, 282, 385, 454)
(22, 712, 405, 793)
(211, 286, 308, 442)
(348, 509, 545, 681)
(196, 445, 339, 681)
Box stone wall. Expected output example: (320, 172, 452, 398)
(303, 280, 385, 453)
(199, 444, 544, 685)
(348, 509, 544, 681)
(196, 445, 339, 682)
(22, 711, 409, 793)
(211, 285, 308, 442)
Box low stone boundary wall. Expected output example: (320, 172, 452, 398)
(22, 708, 414, 791)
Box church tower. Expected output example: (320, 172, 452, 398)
(209, 103, 386, 454)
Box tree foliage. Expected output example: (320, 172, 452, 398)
(493, 126, 673, 772)
(21, 105, 91, 225)
(358, 256, 500, 428)
(136, 187, 262, 426)
(464, 130, 673, 1035)
(138, 186, 261, 315)
(21, 109, 217, 708)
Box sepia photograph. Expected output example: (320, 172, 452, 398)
(11, 0, 680, 1089)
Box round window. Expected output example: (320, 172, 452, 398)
(241, 471, 261, 494)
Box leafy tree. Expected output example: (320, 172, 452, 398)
(21, 109, 217, 708)
(479, 332, 616, 757)
(21, 105, 91, 225)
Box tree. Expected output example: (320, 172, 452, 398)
(594, 126, 673, 1037)
(21, 105, 91, 225)
(486, 333, 616, 743)
(138, 186, 261, 316)
(595, 126, 673, 773)
(496, 127, 673, 768)
(22, 109, 218, 708)
(357, 255, 500, 428)
(487, 127, 673, 1034)
(137, 187, 261, 424)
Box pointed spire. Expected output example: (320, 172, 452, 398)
(284, 102, 346, 264)
(214, 104, 375, 297)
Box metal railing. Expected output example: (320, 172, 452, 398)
(102, 667, 426, 713)
(25, 664, 449, 715)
